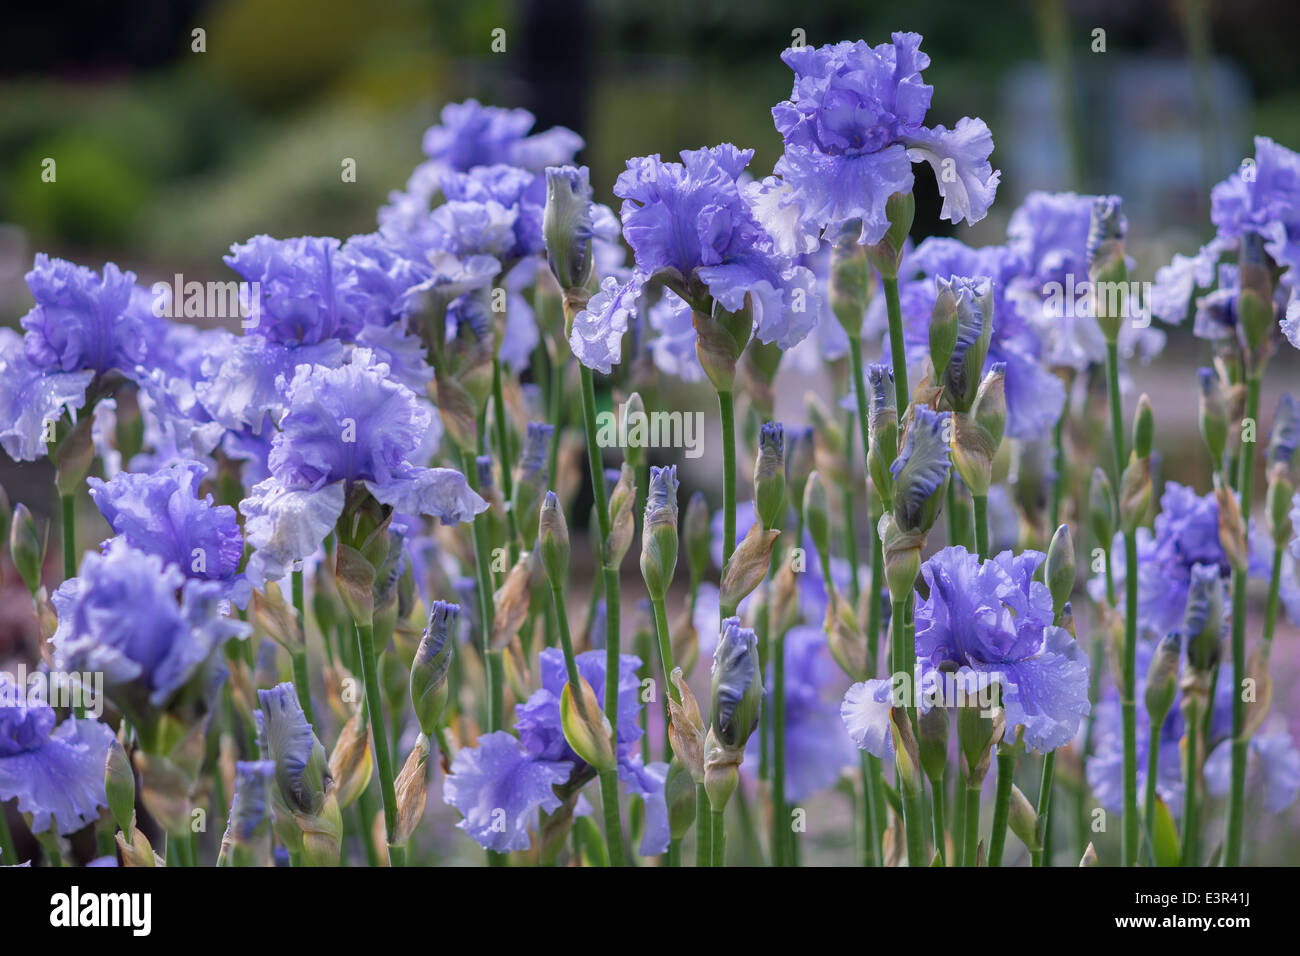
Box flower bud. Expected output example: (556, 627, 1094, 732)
(256, 682, 341, 863)
(709, 617, 763, 751)
(1199, 367, 1229, 468)
(327, 708, 373, 811)
(692, 297, 753, 393)
(891, 405, 952, 535)
(1088, 467, 1117, 546)
(806, 393, 848, 489)
(1213, 474, 1249, 573)
(543, 165, 595, 291)
(917, 704, 949, 785)
(865, 191, 915, 279)
(537, 491, 571, 587)
(490, 550, 535, 651)
(512, 422, 555, 545)
(218, 760, 274, 867)
(1183, 563, 1223, 674)
(890, 708, 923, 799)
(411, 601, 455, 736)
(720, 523, 780, 613)
(829, 229, 870, 332)
(640, 465, 680, 602)
(1045, 523, 1075, 621)
(1008, 784, 1040, 853)
(684, 491, 711, 590)
(934, 276, 993, 412)
(867, 364, 898, 504)
(1266, 463, 1294, 548)
(739, 340, 782, 421)
(9, 502, 43, 596)
(1237, 231, 1275, 357)
(754, 421, 787, 530)
(560, 675, 617, 772)
(116, 825, 164, 867)
(1132, 393, 1154, 461)
(957, 691, 1005, 787)
(1144, 631, 1182, 727)
(604, 462, 637, 568)
(952, 363, 1005, 496)
(1080, 842, 1098, 867)
(1268, 392, 1300, 476)
(803, 470, 831, 566)
(105, 735, 136, 835)
(1087, 196, 1128, 343)
(621, 393, 647, 474)
(1118, 456, 1152, 537)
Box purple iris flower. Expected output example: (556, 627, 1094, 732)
(240, 350, 486, 587)
(1211, 136, 1300, 285)
(443, 648, 669, 856)
(0, 674, 114, 836)
(50, 538, 249, 713)
(88, 459, 250, 607)
(913, 546, 1090, 753)
(570, 144, 821, 373)
(764, 33, 999, 248)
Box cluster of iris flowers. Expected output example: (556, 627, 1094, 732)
(2, 31, 1299, 869)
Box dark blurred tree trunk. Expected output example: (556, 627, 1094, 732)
(518, 0, 591, 154)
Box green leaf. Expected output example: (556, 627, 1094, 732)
(1152, 797, 1180, 867)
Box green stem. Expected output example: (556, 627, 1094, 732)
(711, 808, 725, 867)
(460, 447, 501, 732)
(1143, 721, 1161, 866)
(1031, 751, 1055, 867)
(972, 493, 989, 560)
(718, 388, 738, 616)
(0, 802, 18, 866)
(355, 621, 405, 867)
(929, 775, 946, 865)
(1106, 339, 1138, 867)
(598, 768, 626, 868)
(1181, 701, 1201, 867)
(882, 277, 910, 412)
(963, 784, 981, 867)
(695, 783, 711, 866)
(1225, 374, 1261, 867)
(861, 754, 879, 867)
(291, 570, 314, 724)
(772, 627, 787, 867)
(61, 492, 76, 581)
(491, 356, 522, 557)
(1048, 389, 1071, 529)
(987, 750, 1015, 866)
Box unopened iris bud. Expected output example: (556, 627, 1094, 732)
(865, 191, 915, 279)
(1183, 564, 1223, 673)
(1213, 473, 1249, 572)
(803, 471, 831, 565)
(543, 165, 595, 291)
(622, 393, 647, 474)
(640, 465, 680, 602)
(1237, 231, 1274, 356)
(806, 393, 847, 488)
(1199, 367, 1229, 467)
(411, 600, 457, 735)
(890, 406, 953, 536)
(1087, 196, 1128, 343)
(952, 362, 1005, 496)
(105, 735, 136, 835)
(1269, 393, 1300, 475)
(490, 550, 535, 651)
(667, 668, 706, 781)
(560, 675, 617, 772)
(1132, 393, 1154, 460)
(512, 422, 555, 544)
(1045, 523, 1075, 621)
(1266, 463, 1294, 547)
(604, 462, 637, 568)
(755, 422, 786, 530)
(218, 760, 275, 867)
(327, 708, 373, 811)
(256, 683, 341, 865)
(1144, 631, 1182, 727)
(705, 617, 762, 809)
(684, 491, 711, 590)
(917, 705, 949, 785)
(829, 229, 870, 332)
(538, 491, 571, 586)
(866, 364, 898, 504)
(9, 502, 43, 595)
(1088, 467, 1117, 546)
(1008, 784, 1041, 854)
(665, 758, 697, 840)
(692, 297, 753, 393)
(785, 426, 816, 511)
(934, 276, 993, 412)
(720, 524, 780, 613)
(890, 708, 923, 799)
(957, 694, 1005, 787)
